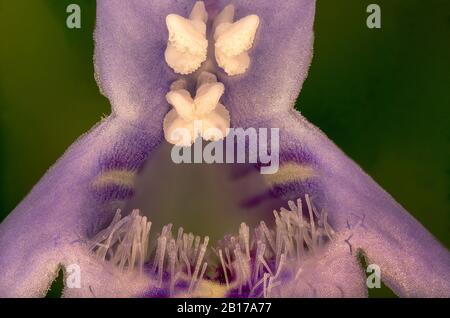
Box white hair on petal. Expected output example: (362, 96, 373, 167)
(89, 195, 334, 297)
(89, 209, 151, 274)
(216, 195, 334, 297)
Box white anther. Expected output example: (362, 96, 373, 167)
(165, 1, 208, 74)
(163, 72, 230, 146)
(213, 5, 260, 76)
(170, 79, 188, 91)
(189, 1, 208, 23)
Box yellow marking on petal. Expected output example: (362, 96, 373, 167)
(92, 170, 137, 188)
(263, 163, 315, 187)
(184, 280, 230, 298)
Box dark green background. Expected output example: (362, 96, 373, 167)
(0, 1, 449, 297)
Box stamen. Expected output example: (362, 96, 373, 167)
(190, 1, 208, 22)
(165, 1, 208, 74)
(212, 4, 234, 29)
(213, 5, 260, 75)
(163, 72, 230, 146)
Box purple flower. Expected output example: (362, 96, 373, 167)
(0, 0, 449, 298)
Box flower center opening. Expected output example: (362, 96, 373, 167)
(124, 141, 284, 242)
(89, 141, 334, 297)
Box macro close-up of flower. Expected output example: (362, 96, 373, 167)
(0, 0, 449, 300)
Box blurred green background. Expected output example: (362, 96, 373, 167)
(0, 0, 449, 297)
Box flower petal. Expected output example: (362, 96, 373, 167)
(252, 111, 450, 297)
(272, 235, 368, 297)
(0, 117, 161, 297)
(0, 1, 199, 296)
